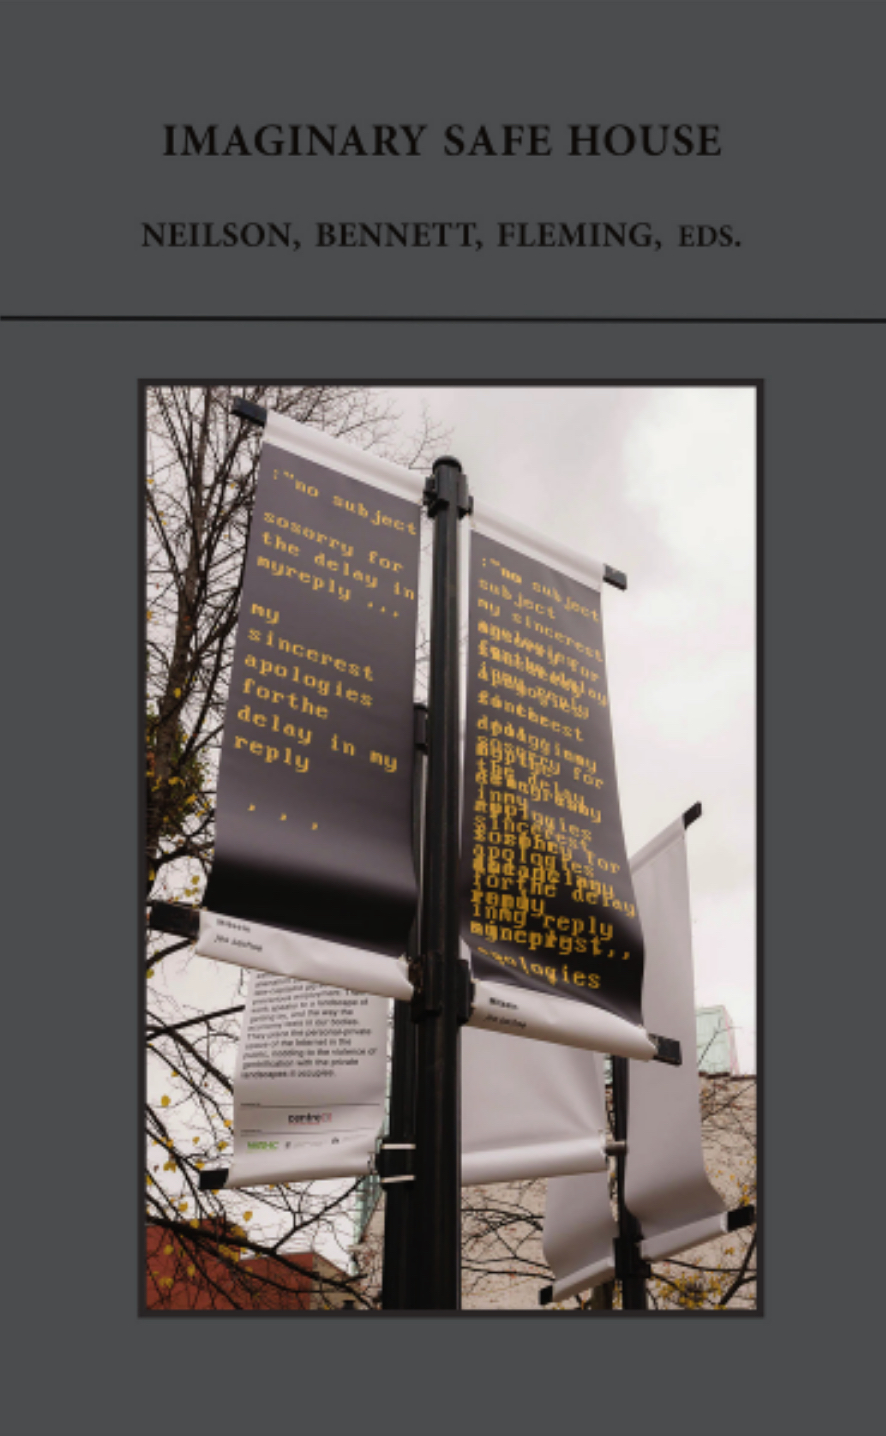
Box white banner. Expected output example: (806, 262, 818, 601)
(221, 971, 389, 1189)
(624, 817, 726, 1250)
(197, 910, 414, 1001)
(461, 1024, 608, 1187)
(541, 813, 726, 1300)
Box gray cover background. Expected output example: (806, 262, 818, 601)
(1, 5, 882, 1436)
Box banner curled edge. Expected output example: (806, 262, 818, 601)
(468, 977, 656, 1061)
(196, 910, 414, 1001)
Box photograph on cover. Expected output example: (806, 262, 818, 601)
(144, 383, 756, 1313)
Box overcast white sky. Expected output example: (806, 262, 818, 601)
(160, 384, 756, 1081)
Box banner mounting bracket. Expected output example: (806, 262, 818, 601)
(727, 1204, 756, 1231)
(683, 800, 702, 828)
(198, 1169, 228, 1191)
(148, 900, 200, 939)
(376, 1143, 416, 1184)
(409, 952, 474, 1025)
(648, 1034, 682, 1066)
(232, 396, 267, 428)
(423, 456, 473, 518)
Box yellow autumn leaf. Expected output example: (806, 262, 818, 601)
(146, 969, 155, 979)
(160, 1095, 170, 1107)
(243, 1211, 253, 1222)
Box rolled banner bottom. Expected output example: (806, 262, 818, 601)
(468, 978, 657, 1061)
(196, 909, 414, 1001)
(222, 1132, 378, 1191)
(197, 913, 655, 1056)
(462, 1134, 608, 1188)
(550, 1255, 617, 1305)
(640, 1212, 730, 1264)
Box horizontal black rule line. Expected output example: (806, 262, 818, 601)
(2, 315, 883, 324)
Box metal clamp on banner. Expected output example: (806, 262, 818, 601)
(198, 1169, 229, 1192)
(538, 1284, 555, 1306)
(407, 953, 437, 1017)
(727, 1204, 756, 1231)
(456, 961, 475, 1026)
(149, 901, 200, 940)
(232, 396, 267, 428)
(614, 1234, 652, 1284)
(423, 457, 473, 519)
(413, 702, 429, 753)
(375, 1144, 416, 1185)
(410, 952, 474, 1025)
(649, 1034, 682, 1066)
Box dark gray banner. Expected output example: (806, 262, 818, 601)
(206, 437, 420, 955)
(460, 530, 644, 1025)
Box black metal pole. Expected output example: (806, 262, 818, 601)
(381, 705, 427, 1310)
(612, 1055, 650, 1309)
(409, 458, 472, 1310)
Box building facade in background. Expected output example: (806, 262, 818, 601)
(146, 1219, 354, 1310)
(696, 1004, 740, 1075)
